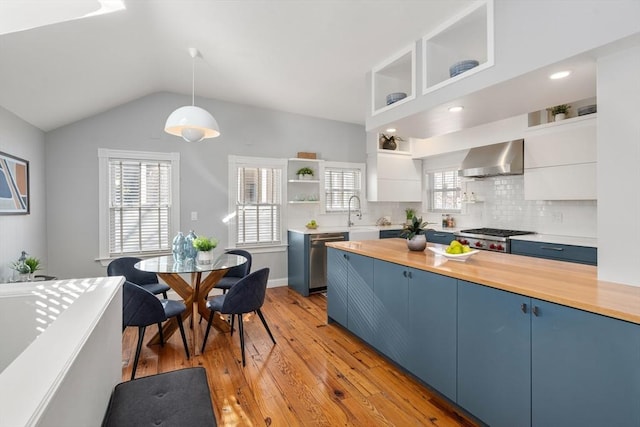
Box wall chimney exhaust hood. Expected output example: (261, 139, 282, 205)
(458, 139, 524, 178)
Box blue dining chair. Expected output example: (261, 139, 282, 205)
(122, 281, 190, 379)
(213, 249, 252, 294)
(201, 268, 275, 366)
(108, 257, 171, 298)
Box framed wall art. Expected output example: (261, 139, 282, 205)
(0, 151, 30, 214)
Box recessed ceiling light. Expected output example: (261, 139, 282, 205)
(386, 128, 396, 133)
(448, 106, 464, 113)
(549, 70, 571, 80)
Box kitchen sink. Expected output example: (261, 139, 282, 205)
(348, 227, 380, 241)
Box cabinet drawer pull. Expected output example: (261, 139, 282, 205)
(540, 246, 564, 251)
(521, 303, 528, 314)
(433, 233, 446, 237)
(532, 306, 540, 317)
(403, 271, 407, 277)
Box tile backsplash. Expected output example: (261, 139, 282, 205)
(425, 175, 597, 238)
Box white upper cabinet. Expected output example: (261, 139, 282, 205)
(367, 151, 422, 202)
(524, 113, 597, 200)
(371, 44, 416, 116)
(422, 0, 494, 94)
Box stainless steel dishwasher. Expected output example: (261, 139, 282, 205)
(309, 232, 346, 292)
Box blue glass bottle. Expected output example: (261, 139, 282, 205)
(184, 230, 198, 262)
(172, 232, 186, 263)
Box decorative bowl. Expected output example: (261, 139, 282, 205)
(428, 246, 480, 262)
(449, 60, 480, 77)
(386, 92, 407, 105)
(306, 223, 318, 229)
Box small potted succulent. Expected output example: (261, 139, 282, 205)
(400, 216, 433, 251)
(550, 104, 570, 121)
(296, 167, 314, 180)
(192, 236, 218, 264)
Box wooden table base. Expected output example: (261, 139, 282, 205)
(148, 268, 230, 356)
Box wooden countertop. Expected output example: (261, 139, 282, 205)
(327, 239, 640, 325)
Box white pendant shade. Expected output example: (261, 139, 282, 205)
(164, 48, 220, 142)
(164, 105, 220, 142)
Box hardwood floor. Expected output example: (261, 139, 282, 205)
(121, 286, 477, 426)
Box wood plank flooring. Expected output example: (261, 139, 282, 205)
(121, 286, 477, 426)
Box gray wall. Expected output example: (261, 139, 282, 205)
(44, 92, 365, 279)
(0, 107, 47, 282)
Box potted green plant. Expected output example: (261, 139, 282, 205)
(379, 133, 404, 150)
(400, 216, 433, 251)
(10, 260, 32, 281)
(24, 257, 41, 275)
(550, 104, 570, 121)
(405, 208, 416, 223)
(192, 236, 218, 264)
(296, 167, 314, 180)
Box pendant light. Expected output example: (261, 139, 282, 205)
(165, 48, 220, 142)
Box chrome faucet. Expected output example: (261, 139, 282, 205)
(347, 195, 362, 227)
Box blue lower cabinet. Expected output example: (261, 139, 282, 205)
(345, 253, 374, 343)
(407, 270, 457, 402)
(287, 231, 310, 296)
(531, 299, 640, 427)
(379, 229, 403, 239)
(457, 280, 531, 427)
(511, 240, 597, 265)
(327, 248, 348, 325)
(425, 230, 455, 246)
(372, 261, 458, 402)
(372, 261, 410, 366)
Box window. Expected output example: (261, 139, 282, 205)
(98, 149, 180, 260)
(429, 169, 461, 211)
(229, 156, 285, 248)
(324, 166, 362, 212)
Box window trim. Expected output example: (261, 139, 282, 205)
(321, 161, 366, 214)
(97, 149, 180, 264)
(426, 167, 462, 213)
(227, 155, 287, 251)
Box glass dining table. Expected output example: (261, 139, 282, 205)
(135, 253, 247, 356)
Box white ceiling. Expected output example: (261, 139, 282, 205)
(0, 0, 478, 132)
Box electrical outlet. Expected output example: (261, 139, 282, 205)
(191, 211, 198, 221)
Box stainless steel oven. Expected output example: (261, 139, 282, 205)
(454, 228, 534, 253)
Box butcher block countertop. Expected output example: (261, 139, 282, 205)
(327, 239, 640, 325)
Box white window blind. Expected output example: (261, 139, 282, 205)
(430, 169, 461, 211)
(108, 158, 172, 255)
(236, 166, 282, 245)
(324, 167, 361, 212)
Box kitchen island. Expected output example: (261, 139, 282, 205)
(326, 238, 640, 427)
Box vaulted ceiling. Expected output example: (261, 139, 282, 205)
(0, 0, 476, 132)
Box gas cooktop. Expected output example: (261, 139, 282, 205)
(458, 228, 535, 238)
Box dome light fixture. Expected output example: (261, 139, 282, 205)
(448, 105, 464, 113)
(165, 48, 220, 142)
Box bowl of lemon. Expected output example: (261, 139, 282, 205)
(428, 240, 479, 262)
(306, 219, 318, 230)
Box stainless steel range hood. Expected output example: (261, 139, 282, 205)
(458, 139, 524, 178)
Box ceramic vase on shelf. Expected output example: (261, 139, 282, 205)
(554, 113, 566, 121)
(407, 234, 427, 251)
